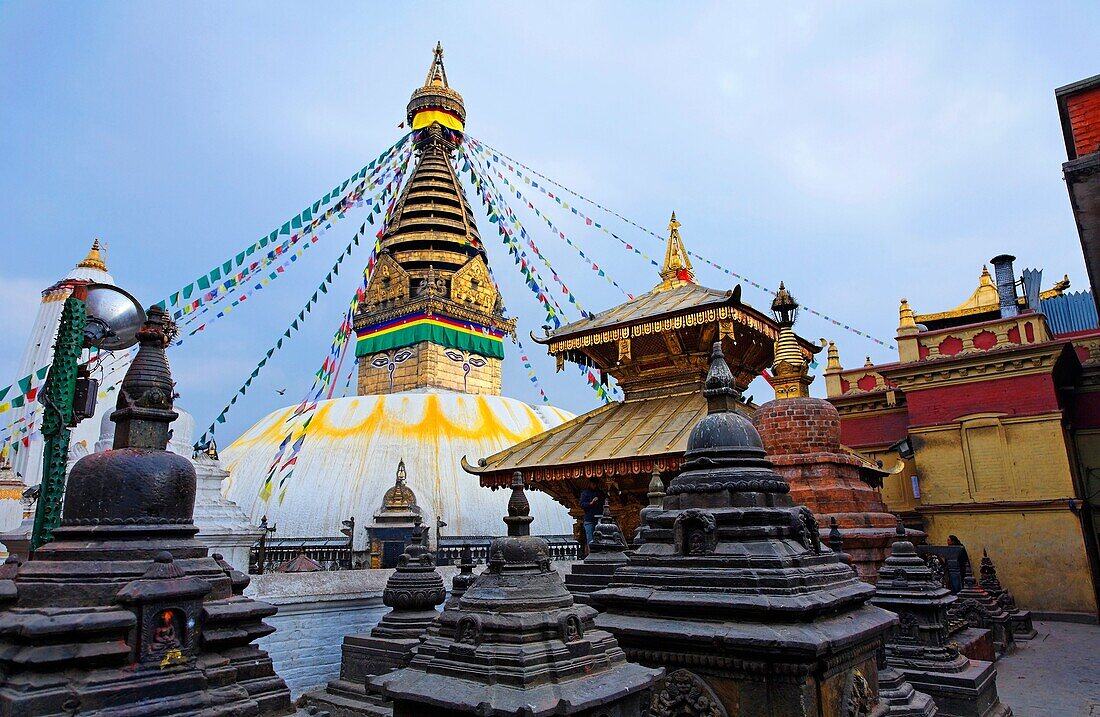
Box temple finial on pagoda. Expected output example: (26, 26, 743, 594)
(655, 211, 695, 292)
(77, 238, 107, 272)
(898, 298, 918, 336)
(424, 41, 449, 88)
(769, 282, 813, 399)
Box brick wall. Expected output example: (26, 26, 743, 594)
(754, 397, 842, 455)
(1066, 84, 1100, 158)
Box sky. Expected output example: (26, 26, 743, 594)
(1, 2, 1098, 446)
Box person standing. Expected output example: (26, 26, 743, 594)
(578, 478, 606, 552)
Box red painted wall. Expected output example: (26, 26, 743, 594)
(839, 409, 910, 449)
(904, 373, 1062, 427)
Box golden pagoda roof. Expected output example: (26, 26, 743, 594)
(463, 390, 710, 481)
(538, 282, 743, 345)
(913, 265, 1001, 324)
(77, 238, 107, 272)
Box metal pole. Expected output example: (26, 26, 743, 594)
(30, 293, 88, 552)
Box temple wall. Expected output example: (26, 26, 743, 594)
(921, 507, 1096, 618)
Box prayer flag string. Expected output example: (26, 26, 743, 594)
(468, 136, 895, 350)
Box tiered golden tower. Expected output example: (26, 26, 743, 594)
(355, 43, 514, 396)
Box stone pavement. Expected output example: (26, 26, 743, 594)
(995, 620, 1100, 716)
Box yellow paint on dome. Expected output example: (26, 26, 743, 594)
(221, 392, 575, 540)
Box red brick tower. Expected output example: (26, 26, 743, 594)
(754, 283, 919, 582)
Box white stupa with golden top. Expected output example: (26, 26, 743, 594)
(221, 45, 575, 540)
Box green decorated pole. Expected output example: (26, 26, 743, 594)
(30, 292, 88, 551)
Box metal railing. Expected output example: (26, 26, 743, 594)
(249, 537, 354, 574)
(436, 534, 580, 566)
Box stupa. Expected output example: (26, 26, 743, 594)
(8, 241, 133, 495)
(977, 551, 1035, 640)
(221, 43, 574, 541)
(305, 515, 446, 716)
(364, 460, 422, 568)
(372, 472, 662, 717)
(950, 574, 1014, 657)
(590, 343, 897, 716)
(0, 306, 294, 715)
(564, 502, 629, 603)
(871, 520, 1011, 717)
(754, 282, 920, 582)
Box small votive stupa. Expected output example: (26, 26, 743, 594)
(372, 472, 662, 717)
(871, 521, 1012, 717)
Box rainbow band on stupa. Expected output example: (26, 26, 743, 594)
(411, 107, 464, 132)
(355, 312, 505, 359)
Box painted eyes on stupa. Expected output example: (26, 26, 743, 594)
(445, 350, 464, 362)
(468, 357, 487, 368)
(371, 355, 391, 368)
(393, 349, 414, 363)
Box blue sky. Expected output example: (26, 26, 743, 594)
(2, 2, 1098, 443)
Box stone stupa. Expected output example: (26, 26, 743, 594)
(591, 342, 898, 717)
(564, 502, 629, 604)
(372, 472, 662, 717)
(871, 520, 1012, 717)
(0, 306, 293, 716)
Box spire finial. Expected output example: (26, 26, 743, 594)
(503, 471, 533, 536)
(646, 468, 665, 508)
(825, 341, 842, 372)
(898, 297, 918, 335)
(703, 342, 739, 412)
(110, 305, 178, 450)
(769, 282, 812, 399)
(655, 210, 695, 291)
(77, 238, 108, 272)
(424, 41, 449, 88)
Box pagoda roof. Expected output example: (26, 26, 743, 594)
(537, 282, 743, 345)
(463, 390, 711, 483)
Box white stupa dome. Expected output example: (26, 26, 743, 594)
(93, 403, 196, 458)
(221, 392, 575, 539)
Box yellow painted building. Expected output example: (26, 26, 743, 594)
(826, 258, 1100, 620)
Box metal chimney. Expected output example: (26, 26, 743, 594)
(990, 254, 1019, 318)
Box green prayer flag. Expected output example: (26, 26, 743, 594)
(291, 214, 303, 229)
(197, 276, 211, 291)
(291, 319, 299, 330)
(280, 222, 291, 235)
(217, 414, 226, 424)
(302, 207, 313, 222)
(320, 283, 329, 295)
(222, 261, 232, 274)
(235, 252, 246, 266)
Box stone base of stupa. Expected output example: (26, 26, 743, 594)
(901, 660, 1012, 717)
(302, 632, 422, 717)
(878, 666, 938, 716)
(564, 555, 627, 604)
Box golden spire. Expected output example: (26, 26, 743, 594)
(825, 341, 842, 372)
(898, 298, 918, 336)
(424, 41, 449, 88)
(77, 238, 107, 272)
(769, 282, 813, 399)
(655, 211, 695, 292)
